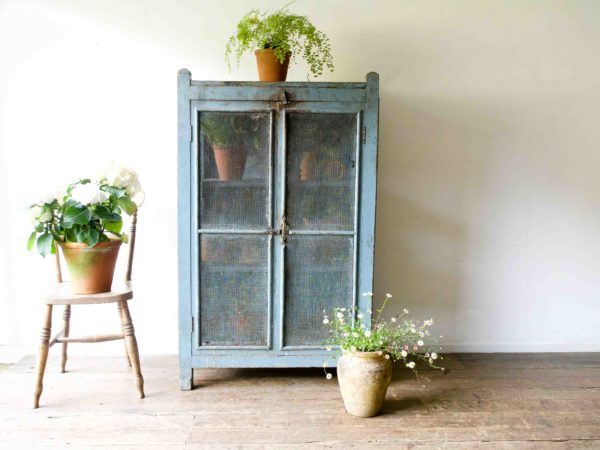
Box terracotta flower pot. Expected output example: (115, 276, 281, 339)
(337, 351, 392, 418)
(255, 49, 291, 82)
(212, 144, 247, 180)
(59, 240, 122, 294)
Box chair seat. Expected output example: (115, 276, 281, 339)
(44, 281, 133, 305)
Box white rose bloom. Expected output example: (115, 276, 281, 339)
(403, 308, 409, 314)
(322, 318, 329, 324)
(417, 340, 424, 346)
(364, 330, 372, 337)
(384, 354, 390, 360)
(401, 350, 408, 357)
(386, 293, 393, 298)
(391, 317, 397, 323)
(29, 206, 41, 224)
(326, 373, 332, 380)
(336, 312, 344, 319)
(98, 162, 144, 205)
(431, 352, 438, 360)
(71, 183, 107, 205)
(407, 361, 416, 369)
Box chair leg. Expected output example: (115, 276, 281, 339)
(120, 301, 144, 399)
(117, 302, 132, 367)
(60, 305, 71, 373)
(34, 304, 53, 408)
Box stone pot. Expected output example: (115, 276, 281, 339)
(255, 49, 291, 82)
(337, 351, 392, 417)
(212, 144, 247, 180)
(59, 240, 122, 294)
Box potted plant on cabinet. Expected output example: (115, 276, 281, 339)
(225, 5, 334, 81)
(27, 162, 144, 294)
(201, 113, 262, 180)
(323, 293, 445, 417)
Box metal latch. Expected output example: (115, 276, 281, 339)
(275, 90, 289, 111)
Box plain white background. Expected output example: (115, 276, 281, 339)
(1, 0, 600, 360)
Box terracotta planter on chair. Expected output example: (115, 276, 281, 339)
(59, 240, 122, 294)
(255, 49, 291, 81)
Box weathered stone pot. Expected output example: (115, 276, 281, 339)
(337, 351, 392, 418)
(59, 240, 122, 294)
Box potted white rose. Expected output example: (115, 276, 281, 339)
(323, 293, 445, 418)
(27, 162, 144, 294)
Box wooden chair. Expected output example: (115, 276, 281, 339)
(33, 214, 144, 408)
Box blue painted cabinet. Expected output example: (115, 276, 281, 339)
(178, 70, 379, 389)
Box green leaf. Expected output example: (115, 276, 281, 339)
(101, 185, 127, 199)
(117, 197, 137, 215)
(27, 232, 37, 251)
(62, 205, 92, 228)
(104, 218, 123, 234)
(36, 232, 54, 257)
(94, 205, 121, 221)
(84, 228, 100, 247)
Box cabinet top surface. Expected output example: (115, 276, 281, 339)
(178, 69, 378, 89)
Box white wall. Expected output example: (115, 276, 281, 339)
(1, 0, 600, 359)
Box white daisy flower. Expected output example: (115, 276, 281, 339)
(326, 373, 332, 380)
(386, 293, 393, 298)
(403, 308, 409, 314)
(364, 330, 372, 337)
(407, 361, 416, 369)
(431, 352, 438, 360)
(384, 354, 390, 360)
(391, 317, 397, 323)
(357, 313, 364, 319)
(417, 340, 424, 346)
(323, 318, 329, 324)
(336, 312, 343, 319)
(401, 350, 408, 357)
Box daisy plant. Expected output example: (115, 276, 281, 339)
(323, 293, 445, 382)
(27, 162, 144, 257)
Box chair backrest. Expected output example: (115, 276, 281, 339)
(54, 213, 138, 283)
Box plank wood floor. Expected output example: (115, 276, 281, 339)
(1, 354, 600, 449)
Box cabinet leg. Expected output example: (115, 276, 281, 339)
(60, 305, 70, 373)
(180, 367, 193, 391)
(120, 301, 144, 399)
(34, 305, 53, 408)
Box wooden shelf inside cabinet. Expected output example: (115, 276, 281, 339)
(287, 180, 354, 189)
(201, 178, 266, 188)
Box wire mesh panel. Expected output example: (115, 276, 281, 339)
(286, 113, 357, 231)
(283, 236, 354, 347)
(199, 234, 269, 347)
(199, 111, 271, 230)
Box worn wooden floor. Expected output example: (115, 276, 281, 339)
(1, 354, 600, 449)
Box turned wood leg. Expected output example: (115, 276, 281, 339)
(117, 302, 131, 367)
(34, 304, 53, 408)
(60, 305, 70, 373)
(120, 301, 144, 399)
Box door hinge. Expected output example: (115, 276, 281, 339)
(361, 127, 366, 145)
